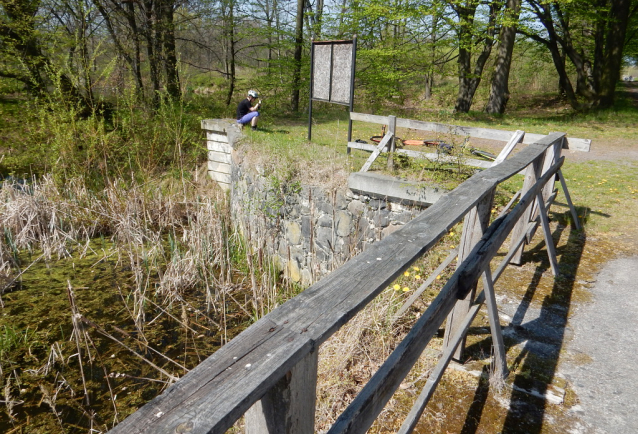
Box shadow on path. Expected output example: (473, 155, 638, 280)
(457, 208, 586, 433)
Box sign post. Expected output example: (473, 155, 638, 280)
(308, 37, 357, 142)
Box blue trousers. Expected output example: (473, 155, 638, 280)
(237, 111, 259, 125)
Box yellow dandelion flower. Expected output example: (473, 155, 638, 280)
(436, 275, 441, 280)
(450, 245, 455, 249)
(415, 275, 421, 280)
(450, 231, 455, 237)
(404, 271, 410, 277)
(491, 209, 496, 213)
(393, 284, 401, 290)
(403, 287, 410, 292)
(413, 266, 420, 271)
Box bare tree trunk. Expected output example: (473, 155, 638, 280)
(485, 0, 522, 114)
(291, 0, 304, 112)
(597, 0, 631, 108)
(223, 0, 236, 106)
(142, 0, 161, 107)
(161, 0, 180, 101)
(424, 73, 433, 100)
(125, 1, 145, 99)
(92, 0, 145, 99)
(454, 1, 498, 113)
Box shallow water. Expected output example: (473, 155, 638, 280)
(0, 242, 251, 433)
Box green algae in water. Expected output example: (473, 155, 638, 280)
(0, 241, 250, 433)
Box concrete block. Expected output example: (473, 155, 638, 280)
(348, 172, 444, 207)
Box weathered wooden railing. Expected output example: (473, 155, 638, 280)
(109, 132, 581, 434)
(347, 112, 590, 172)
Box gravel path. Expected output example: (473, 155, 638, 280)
(559, 256, 638, 433)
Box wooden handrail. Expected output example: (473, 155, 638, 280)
(109, 133, 567, 434)
(327, 155, 564, 434)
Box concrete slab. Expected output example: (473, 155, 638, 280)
(347, 172, 445, 207)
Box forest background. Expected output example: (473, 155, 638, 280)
(1, 0, 638, 182)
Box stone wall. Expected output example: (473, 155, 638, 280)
(230, 166, 426, 285)
(202, 119, 431, 286)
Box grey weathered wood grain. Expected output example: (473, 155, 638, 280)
(394, 118, 589, 151)
(360, 133, 392, 172)
(245, 350, 318, 434)
(558, 170, 581, 231)
(109, 134, 566, 434)
(349, 112, 389, 125)
(443, 191, 494, 360)
(482, 268, 508, 380)
(387, 115, 397, 170)
(536, 192, 560, 276)
(493, 190, 557, 283)
(348, 142, 494, 169)
(508, 155, 543, 265)
(492, 130, 524, 166)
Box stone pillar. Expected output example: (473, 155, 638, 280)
(201, 119, 243, 191)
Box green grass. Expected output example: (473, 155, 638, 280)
(0, 325, 37, 362)
(559, 160, 638, 234)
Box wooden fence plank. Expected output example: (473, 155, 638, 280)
(349, 112, 389, 125)
(491, 130, 525, 166)
(397, 290, 487, 434)
(245, 350, 318, 434)
(481, 268, 508, 380)
(108, 135, 565, 434)
(508, 154, 544, 265)
(348, 113, 589, 151)
(536, 192, 560, 276)
(348, 142, 494, 169)
(386, 115, 396, 170)
(443, 190, 494, 360)
(393, 118, 589, 151)
(558, 170, 581, 231)
(360, 133, 392, 172)
(493, 190, 557, 283)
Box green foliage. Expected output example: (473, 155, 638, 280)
(0, 325, 37, 362)
(1, 88, 209, 186)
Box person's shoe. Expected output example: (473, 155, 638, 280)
(251, 125, 257, 131)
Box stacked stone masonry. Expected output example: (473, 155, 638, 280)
(202, 119, 429, 286)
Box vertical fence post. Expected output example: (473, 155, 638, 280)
(481, 268, 509, 381)
(443, 190, 494, 361)
(558, 170, 581, 231)
(386, 115, 396, 170)
(245, 350, 318, 434)
(508, 155, 544, 265)
(540, 137, 563, 201)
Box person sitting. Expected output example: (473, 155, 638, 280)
(236, 90, 261, 130)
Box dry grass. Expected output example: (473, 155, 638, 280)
(0, 170, 286, 431)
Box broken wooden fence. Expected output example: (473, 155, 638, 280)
(348, 112, 590, 172)
(109, 132, 580, 434)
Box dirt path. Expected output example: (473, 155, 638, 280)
(559, 256, 638, 433)
(553, 88, 638, 433)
